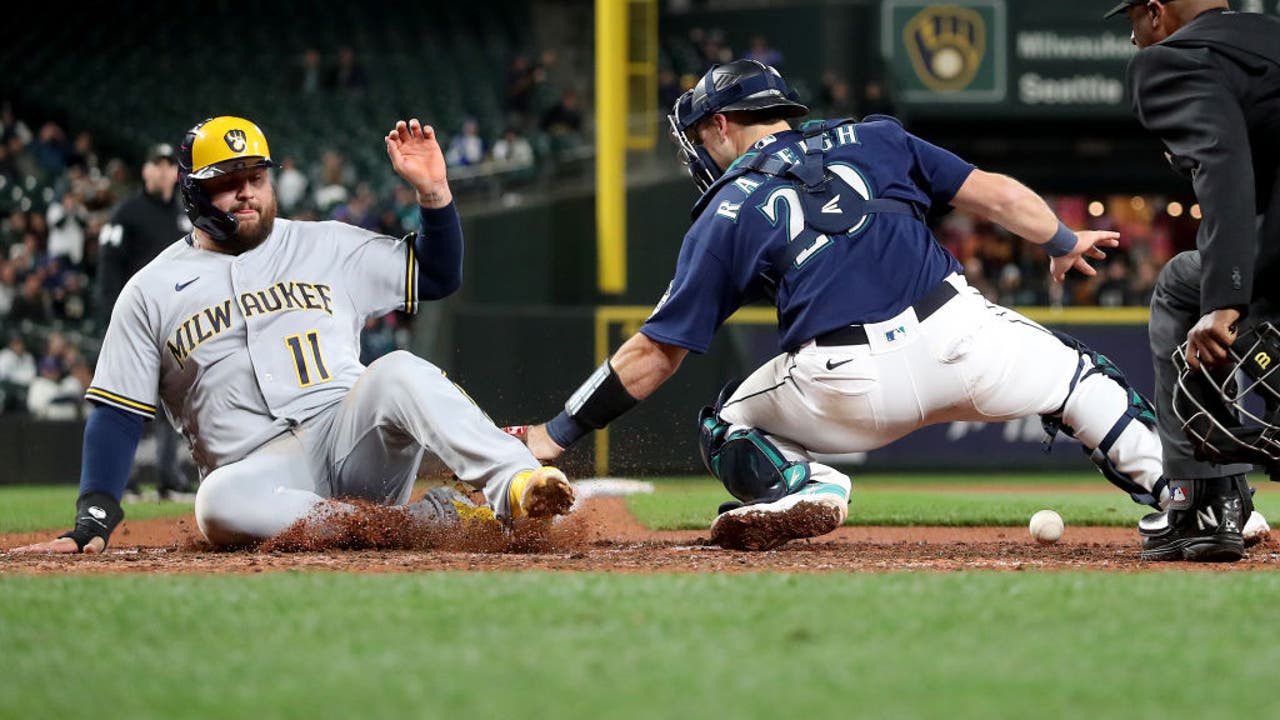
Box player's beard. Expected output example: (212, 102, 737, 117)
(224, 195, 277, 254)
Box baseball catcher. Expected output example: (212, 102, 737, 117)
(519, 59, 1177, 552)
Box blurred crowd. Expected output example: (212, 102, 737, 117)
(935, 195, 1196, 309)
(0, 102, 417, 419)
(0, 34, 1201, 418)
(658, 30, 898, 123)
(279, 45, 590, 206)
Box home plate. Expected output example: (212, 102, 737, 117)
(570, 477, 655, 507)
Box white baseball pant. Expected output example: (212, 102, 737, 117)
(718, 274, 1165, 503)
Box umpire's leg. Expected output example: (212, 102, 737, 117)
(1149, 250, 1251, 480)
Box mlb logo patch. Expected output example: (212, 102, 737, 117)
(885, 325, 907, 342)
(1172, 486, 1189, 503)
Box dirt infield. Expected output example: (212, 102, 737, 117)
(3, 497, 1277, 574)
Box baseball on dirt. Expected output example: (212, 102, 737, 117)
(1029, 509, 1064, 544)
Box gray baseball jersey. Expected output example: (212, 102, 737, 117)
(85, 218, 418, 473)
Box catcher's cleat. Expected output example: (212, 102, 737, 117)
(1139, 477, 1251, 562)
(710, 482, 848, 551)
(508, 466, 575, 519)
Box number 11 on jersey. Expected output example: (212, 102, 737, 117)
(285, 331, 332, 387)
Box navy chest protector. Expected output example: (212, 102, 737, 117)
(690, 117, 922, 277)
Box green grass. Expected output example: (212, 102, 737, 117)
(5, 474, 1279, 534)
(0, 485, 192, 534)
(626, 474, 1280, 530)
(4, 480, 1277, 717)
(2, 572, 1278, 719)
(628, 487, 1158, 529)
(639, 471, 1127, 488)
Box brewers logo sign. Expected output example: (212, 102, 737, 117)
(884, 0, 1005, 103)
(903, 6, 985, 92)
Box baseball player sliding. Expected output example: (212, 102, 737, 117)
(522, 59, 1176, 551)
(14, 116, 573, 554)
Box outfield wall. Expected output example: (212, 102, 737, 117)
(444, 307, 1154, 479)
(0, 310, 1153, 486)
(0, 169, 1160, 484)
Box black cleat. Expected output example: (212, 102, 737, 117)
(1139, 476, 1252, 562)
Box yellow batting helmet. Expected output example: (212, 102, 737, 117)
(177, 116, 275, 240)
(179, 115, 274, 180)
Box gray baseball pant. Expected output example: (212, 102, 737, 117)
(194, 351, 538, 546)
(1148, 250, 1252, 480)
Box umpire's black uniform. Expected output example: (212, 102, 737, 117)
(1131, 9, 1280, 480)
(97, 180, 188, 324)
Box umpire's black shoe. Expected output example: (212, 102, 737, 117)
(1139, 476, 1252, 562)
(157, 478, 199, 503)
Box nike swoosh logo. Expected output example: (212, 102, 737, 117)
(175, 277, 199, 291)
(821, 195, 842, 214)
(825, 358, 854, 370)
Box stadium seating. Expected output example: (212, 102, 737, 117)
(1, 0, 540, 191)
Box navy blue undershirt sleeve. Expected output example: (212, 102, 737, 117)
(415, 203, 464, 300)
(79, 404, 145, 500)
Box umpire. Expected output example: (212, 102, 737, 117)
(97, 143, 197, 501)
(1110, 1, 1280, 560)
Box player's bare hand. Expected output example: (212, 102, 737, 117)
(1186, 308, 1241, 371)
(385, 118, 453, 208)
(525, 424, 566, 463)
(9, 536, 104, 554)
(1049, 230, 1120, 282)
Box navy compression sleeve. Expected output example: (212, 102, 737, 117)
(80, 404, 145, 500)
(415, 203, 464, 300)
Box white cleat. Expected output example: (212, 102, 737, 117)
(1244, 510, 1270, 548)
(710, 484, 848, 551)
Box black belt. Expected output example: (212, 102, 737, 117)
(814, 281, 959, 347)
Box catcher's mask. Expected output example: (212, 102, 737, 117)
(1172, 321, 1280, 468)
(178, 116, 274, 241)
(667, 59, 808, 194)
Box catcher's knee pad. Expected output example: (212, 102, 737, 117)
(698, 380, 810, 505)
(1040, 330, 1165, 507)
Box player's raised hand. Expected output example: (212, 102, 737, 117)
(1049, 230, 1120, 282)
(385, 118, 452, 208)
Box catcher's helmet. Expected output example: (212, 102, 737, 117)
(1172, 321, 1280, 470)
(178, 116, 274, 241)
(668, 59, 808, 194)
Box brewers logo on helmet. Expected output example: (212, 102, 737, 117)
(181, 116, 273, 180)
(178, 116, 275, 240)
